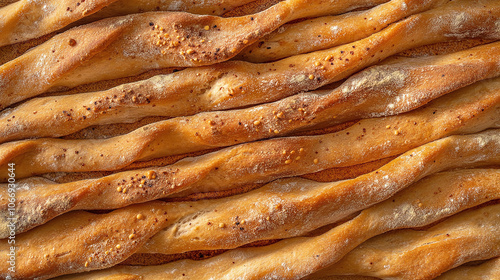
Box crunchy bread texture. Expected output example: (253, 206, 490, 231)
(0, 0, 498, 278)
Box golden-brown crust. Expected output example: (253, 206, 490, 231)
(2, 41, 499, 146)
(1, 74, 499, 180)
(1, 0, 498, 277)
(0, 0, 394, 109)
(236, 0, 448, 62)
(0, 202, 171, 279)
(0, 0, 116, 47)
(2, 127, 498, 245)
(308, 204, 500, 279)
(1, 0, 499, 111)
(0, 0, 263, 47)
(42, 169, 500, 279)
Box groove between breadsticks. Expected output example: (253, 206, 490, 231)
(237, 0, 448, 62)
(3, 41, 499, 144)
(0, 0, 261, 47)
(2, 125, 498, 242)
(308, 200, 500, 280)
(435, 257, 500, 280)
(41, 170, 500, 280)
(0, 73, 498, 180)
(0, 0, 390, 109)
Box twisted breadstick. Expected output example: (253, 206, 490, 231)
(0, 83, 497, 233)
(435, 257, 500, 280)
(1, 73, 498, 180)
(0, 0, 390, 47)
(0, 0, 394, 109)
(0, 0, 116, 47)
(30, 169, 500, 279)
(2, 126, 498, 243)
(0, 0, 263, 47)
(3, 41, 499, 144)
(308, 202, 500, 279)
(2, 0, 497, 134)
(138, 135, 500, 255)
(236, 0, 448, 62)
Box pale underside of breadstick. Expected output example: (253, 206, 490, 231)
(0, 0, 393, 109)
(435, 257, 500, 280)
(0, 84, 497, 234)
(0, 0, 260, 47)
(0, 71, 498, 180)
(40, 170, 500, 280)
(2, 40, 499, 146)
(236, 0, 448, 62)
(308, 202, 500, 280)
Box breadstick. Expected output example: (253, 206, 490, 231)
(0, 201, 172, 280)
(0, 0, 262, 47)
(237, 0, 448, 62)
(36, 170, 500, 279)
(0, 0, 388, 47)
(3, 41, 499, 144)
(138, 149, 500, 255)
(0, 0, 117, 47)
(435, 257, 500, 280)
(0, 84, 497, 233)
(0, 72, 498, 180)
(2, 126, 498, 242)
(2, 0, 497, 133)
(308, 202, 500, 279)
(0, 0, 392, 109)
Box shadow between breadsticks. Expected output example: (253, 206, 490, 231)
(434, 257, 500, 280)
(1, 73, 499, 179)
(1, 0, 499, 111)
(0, 0, 262, 47)
(2, 41, 500, 144)
(32, 170, 500, 279)
(308, 200, 500, 279)
(0, 0, 394, 109)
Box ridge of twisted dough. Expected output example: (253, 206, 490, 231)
(308, 200, 500, 279)
(1, 125, 498, 240)
(435, 257, 500, 280)
(236, 0, 449, 62)
(0, 0, 394, 109)
(2, 41, 499, 144)
(0, 73, 499, 179)
(24, 169, 500, 279)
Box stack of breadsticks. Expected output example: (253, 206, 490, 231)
(0, 0, 499, 279)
